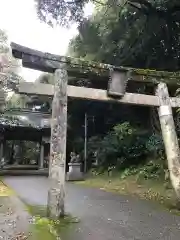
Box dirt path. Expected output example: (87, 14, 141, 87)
(0, 180, 32, 239)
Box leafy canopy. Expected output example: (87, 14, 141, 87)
(35, 0, 180, 26)
(35, 0, 180, 70)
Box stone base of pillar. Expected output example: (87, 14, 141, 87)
(66, 163, 84, 181)
(39, 167, 45, 171)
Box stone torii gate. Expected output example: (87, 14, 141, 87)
(11, 42, 180, 219)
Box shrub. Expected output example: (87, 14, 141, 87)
(146, 133, 165, 158)
(136, 160, 164, 180)
(83, 122, 166, 175)
(88, 122, 150, 170)
(120, 160, 165, 181)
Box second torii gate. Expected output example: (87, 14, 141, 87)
(11, 42, 180, 219)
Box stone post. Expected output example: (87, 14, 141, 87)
(42, 137, 50, 168)
(156, 83, 180, 199)
(47, 64, 68, 219)
(0, 141, 3, 167)
(39, 142, 44, 169)
(0, 141, 3, 159)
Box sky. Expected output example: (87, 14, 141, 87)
(0, 0, 93, 82)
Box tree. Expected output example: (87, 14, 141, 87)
(35, 0, 180, 70)
(69, 2, 180, 70)
(6, 93, 30, 109)
(0, 29, 22, 113)
(0, 29, 21, 94)
(35, 0, 180, 26)
(0, 30, 19, 75)
(20, 73, 54, 113)
(35, 0, 89, 26)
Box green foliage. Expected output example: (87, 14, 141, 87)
(4, 140, 40, 165)
(28, 205, 78, 240)
(67, 0, 180, 71)
(6, 94, 30, 109)
(35, 0, 88, 26)
(73, 137, 84, 153)
(87, 136, 101, 154)
(0, 29, 21, 93)
(86, 122, 160, 170)
(120, 159, 165, 180)
(36, 73, 54, 85)
(0, 29, 19, 74)
(146, 133, 164, 157)
(35, 0, 180, 33)
(137, 160, 165, 180)
(84, 121, 166, 175)
(23, 141, 40, 164)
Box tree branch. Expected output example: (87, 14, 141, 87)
(128, 2, 141, 10)
(128, 2, 149, 14)
(128, 0, 153, 9)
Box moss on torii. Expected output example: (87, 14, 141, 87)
(10, 42, 180, 86)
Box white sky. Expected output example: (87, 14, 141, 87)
(0, 0, 93, 82)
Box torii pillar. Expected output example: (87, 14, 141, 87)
(47, 64, 68, 219)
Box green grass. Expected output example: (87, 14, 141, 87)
(29, 222, 55, 240)
(0, 180, 15, 196)
(27, 205, 47, 218)
(27, 204, 79, 239)
(76, 174, 180, 215)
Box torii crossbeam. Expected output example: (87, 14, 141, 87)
(11, 42, 180, 85)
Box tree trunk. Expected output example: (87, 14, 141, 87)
(47, 65, 68, 219)
(156, 83, 180, 200)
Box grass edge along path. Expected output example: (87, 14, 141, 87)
(0, 179, 15, 196)
(28, 216, 60, 240)
(0, 179, 59, 240)
(27, 204, 79, 240)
